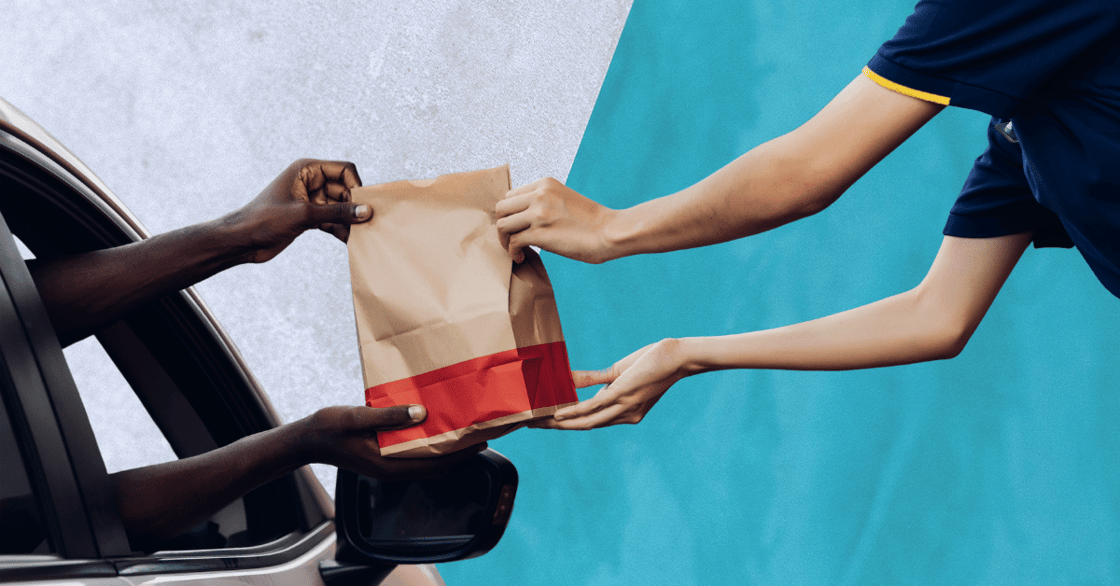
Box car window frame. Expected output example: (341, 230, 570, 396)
(0, 117, 335, 578)
(0, 211, 130, 577)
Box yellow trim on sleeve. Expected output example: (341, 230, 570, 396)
(862, 66, 950, 106)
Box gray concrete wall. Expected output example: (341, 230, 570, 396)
(1, 0, 631, 492)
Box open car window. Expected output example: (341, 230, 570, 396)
(63, 337, 178, 475)
(0, 122, 330, 563)
(12, 237, 166, 477)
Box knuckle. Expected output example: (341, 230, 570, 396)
(291, 158, 312, 172)
(343, 162, 360, 182)
(530, 208, 549, 225)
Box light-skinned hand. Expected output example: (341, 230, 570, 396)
(531, 338, 691, 430)
(495, 177, 619, 265)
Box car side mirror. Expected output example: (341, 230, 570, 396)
(333, 448, 518, 566)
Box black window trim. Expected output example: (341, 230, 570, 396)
(0, 125, 335, 570)
(0, 557, 118, 583)
(0, 211, 130, 560)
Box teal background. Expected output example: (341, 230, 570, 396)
(442, 0, 1120, 584)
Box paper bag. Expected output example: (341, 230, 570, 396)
(347, 165, 578, 457)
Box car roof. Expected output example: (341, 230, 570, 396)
(0, 96, 150, 241)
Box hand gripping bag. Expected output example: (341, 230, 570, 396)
(347, 165, 577, 457)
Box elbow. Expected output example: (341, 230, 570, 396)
(908, 289, 978, 362)
(795, 146, 858, 218)
(929, 323, 971, 360)
(919, 305, 978, 361)
(786, 165, 845, 221)
(753, 175, 839, 230)
(749, 144, 843, 226)
(786, 189, 834, 220)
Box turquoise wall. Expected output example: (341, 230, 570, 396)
(442, 0, 1120, 583)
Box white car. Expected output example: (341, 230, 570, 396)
(0, 97, 517, 586)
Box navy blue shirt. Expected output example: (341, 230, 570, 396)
(864, 0, 1120, 298)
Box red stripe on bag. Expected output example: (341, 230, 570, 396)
(365, 341, 576, 449)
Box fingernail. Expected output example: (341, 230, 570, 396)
(514, 253, 525, 263)
(553, 413, 565, 421)
(354, 204, 372, 220)
(408, 405, 425, 421)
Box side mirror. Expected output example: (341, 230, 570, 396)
(333, 448, 518, 566)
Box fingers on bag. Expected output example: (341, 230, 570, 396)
(347, 165, 578, 457)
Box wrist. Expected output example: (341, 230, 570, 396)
(287, 412, 325, 467)
(214, 210, 264, 265)
(599, 206, 637, 261)
(675, 336, 714, 377)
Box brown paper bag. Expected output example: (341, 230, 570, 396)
(347, 164, 578, 457)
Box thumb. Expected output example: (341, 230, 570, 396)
(360, 405, 426, 430)
(305, 202, 372, 226)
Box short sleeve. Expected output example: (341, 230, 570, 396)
(943, 120, 1073, 249)
(865, 0, 1120, 118)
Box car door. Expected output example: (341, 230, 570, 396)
(0, 110, 340, 584)
(1, 99, 463, 586)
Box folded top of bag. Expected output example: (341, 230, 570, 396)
(347, 164, 564, 389)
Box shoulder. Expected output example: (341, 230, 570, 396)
(867, 0, 1120, 118)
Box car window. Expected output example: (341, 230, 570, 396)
(13, 235, 33, 261)
(1, 137, 328, 561)
(0, 379, 53, 555)
(3, 205, 301, 553)
(12, 231, 235, 545)
(62, 337, 177, 474)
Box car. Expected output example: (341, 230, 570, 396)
(0, 96, 517, 586)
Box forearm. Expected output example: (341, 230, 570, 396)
(600, 75, 943, 259)
(681, 288, 964, 374)
(677, 233, 1032, 374)
(108, 419, 310, 550)
(107, 405, 463, 551)
(27, 158, 367, 347)
(605, 136, 833, 257)
(28, 216, 251, 346)
(546, 283, 972, 430)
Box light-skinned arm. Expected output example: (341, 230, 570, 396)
(533, 233, 1033, 430)
(496, 74, 944, 263)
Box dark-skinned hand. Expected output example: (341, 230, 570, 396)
(301, 405, 486, 482)
(226, 159, 368, 263)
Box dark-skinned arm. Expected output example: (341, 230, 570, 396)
(110, 404, 484, 552)
(28, 159, 368, 347)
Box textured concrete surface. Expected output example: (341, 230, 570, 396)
(1, 0, 631, 490)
